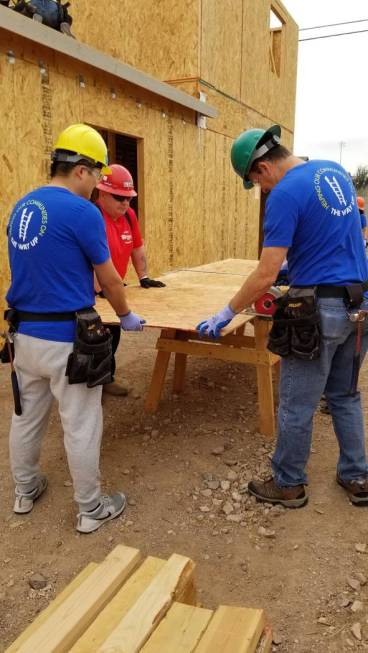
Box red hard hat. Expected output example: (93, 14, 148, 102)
(97, 164, 137, 197)
(357, 196, 365, 210)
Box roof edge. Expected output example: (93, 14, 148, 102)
(0, 6, 217, 118)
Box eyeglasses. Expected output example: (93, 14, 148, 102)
(84, 166, 104, 181)
(111, 194, 131, 202)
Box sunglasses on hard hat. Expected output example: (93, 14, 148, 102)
(111, 194, 131, 202)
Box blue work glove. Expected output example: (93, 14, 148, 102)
(120, 311, 146, 331)
(196, 305, 236, 338)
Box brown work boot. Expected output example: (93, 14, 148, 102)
(248, 476, 308, 508)
(337, 475, 368, 506)
(103, 381, 129, 397)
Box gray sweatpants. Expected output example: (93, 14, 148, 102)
(9, 334, 103, 511)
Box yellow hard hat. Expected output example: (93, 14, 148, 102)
(53, 124, 111, 174)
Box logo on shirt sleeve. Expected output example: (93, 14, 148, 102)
(8, 199, 48, 251)
(314, 167, 355, 217)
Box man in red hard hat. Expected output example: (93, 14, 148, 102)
(95, 164, 165, 396)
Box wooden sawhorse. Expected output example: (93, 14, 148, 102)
(144, 318, 280, 437)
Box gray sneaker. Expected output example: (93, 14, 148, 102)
(76, 493, 127, 533)
(14, 475, 48, 514)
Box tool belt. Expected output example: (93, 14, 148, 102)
(65, 309, 113, 387)
(268, 281, 368, 360)
(267, 287, 321, 360)
(1, 308, 77, 363)
(1, 307, 113, 387)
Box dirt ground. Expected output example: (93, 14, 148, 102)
(1, 328, 368, 652)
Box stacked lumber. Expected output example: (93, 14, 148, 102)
(5, 545, 272, 653)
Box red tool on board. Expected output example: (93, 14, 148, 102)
(253, 286, 283, 316)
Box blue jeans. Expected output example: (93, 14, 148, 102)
(272, 297, 368, 486)
(29, 0, 63, 28)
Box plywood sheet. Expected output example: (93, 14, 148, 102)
(96, 259, 258, 333)
(72, 0, 200, 81)
(184, 259, 258, 274)
(171, 115, 205, 268)
(201, 0, 242, 100)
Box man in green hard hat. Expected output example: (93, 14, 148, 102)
(197, 124, 368, 510)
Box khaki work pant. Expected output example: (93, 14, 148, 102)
(9, 333, 103, 511)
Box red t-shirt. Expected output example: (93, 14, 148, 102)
(96, 203, 143, 279)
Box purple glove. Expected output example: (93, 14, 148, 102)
(120, 311, 146, 331)
(196, 305, 236, 338)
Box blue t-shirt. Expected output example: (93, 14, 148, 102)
(360, 210, 367, 230)
(263, 160, 368, 285)
(6, 186, 110, 342)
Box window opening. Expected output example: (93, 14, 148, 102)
(96, 129, 139, 215)
(269, 8, 284, 77)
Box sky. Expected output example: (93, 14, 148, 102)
(280, 0, 368, 174)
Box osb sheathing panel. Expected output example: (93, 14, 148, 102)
(71, 0, 201, 82)
(71, 1, 297, 130)
(0, 36, 264, 329)
(200, 0, 243, 100)
(241, 0, 298, 131)
(0, 53, 45, 332)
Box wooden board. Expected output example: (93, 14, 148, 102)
(255, 626, 272, 653)
(11, 545, 141, 653)
(194, 606, 266, 653)
(96, 259, 258, 334)
(6, 545, 272, 653)
(98, 554, 195, 653)
(70, 557, 166, 653)
(5, 563, 98, 653)
(141, 602, 213, 653)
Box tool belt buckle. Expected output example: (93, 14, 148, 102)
(349, 310, 368, 323)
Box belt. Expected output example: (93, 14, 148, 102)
(5, 308, 91, 324)
(16, 311, 76, 321)
(316, 282, 368, 299)
(317, 286, 348, 299)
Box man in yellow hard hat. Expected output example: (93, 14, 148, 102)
(5, 123, 145, 533)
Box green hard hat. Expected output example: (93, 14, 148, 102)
(231, 125, 281, 189)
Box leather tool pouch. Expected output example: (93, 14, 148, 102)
(1, 309, 18, 363)
(268, 288, 321, 360)
(344, 284, 364, 310)
(0, 340, 14, 364)
(65, 309, 113, 387)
